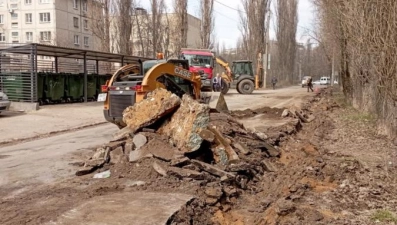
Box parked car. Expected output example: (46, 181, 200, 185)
(320, 76, 331, 85)
(0, 91, 11, 114)
(301, 76, 312, 87)
(313, 80, 321, 85)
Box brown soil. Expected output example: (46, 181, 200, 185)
(231, 106, 286, 119)
(1, 87, 397, 225)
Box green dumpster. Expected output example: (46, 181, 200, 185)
(45, 73, 65, 103)
(2, 73, 24, 101)
(37, 73, 46, 105)
(87, 74, 97, 100)
(97, 74, 110, 93)
(65, 74, 83, 102)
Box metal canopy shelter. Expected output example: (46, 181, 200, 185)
(1, 43, 155, 102)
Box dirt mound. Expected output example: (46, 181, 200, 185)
(231, 106, 286, 119)
(72, 88, 311, 223)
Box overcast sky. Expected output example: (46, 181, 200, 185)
(140, 0, 316, 49)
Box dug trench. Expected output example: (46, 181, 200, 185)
(1, 87, 394, 224)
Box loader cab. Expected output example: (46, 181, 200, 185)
(142, 59, 167, 75)
(231, 60, 254, 79)
(231, 60, 256, 94)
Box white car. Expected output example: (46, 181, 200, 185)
(313, 80, 321, 85)
(0, 91, 11, 114)
(320, 77, 331, 85)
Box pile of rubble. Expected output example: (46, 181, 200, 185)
(76, 88, 282, 178)
(75, 88, 318, 219)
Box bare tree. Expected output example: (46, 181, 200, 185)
(313, 0, 397, 137)
(113, 0, 135, 55)
(88, 0, 112, 52)
(173, 0, 188, 54)
(238, 0, 271, 69)
(275, 0, 298, 84)
(149, 0, 166, 57)
(199, 0, 215, 49)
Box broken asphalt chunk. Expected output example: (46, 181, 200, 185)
(199, 129, 215, 142)
(158, 94, 210, 153)
(232, 142, 250, 155)
(167, 167, 204, 180)
(129, 148, 153, 163)
(123, 88, 181, 134)
(110, 146, 126, 164)
(75, 166, 97, 176)
(111, 126, 133, 142)
(208, 126, 240, 163)
(261, 160, 278, 172)
(171, 156, 191, 167)
(105, 141, 126, 151)
(153, 162, 167, 177)
(132, 133, 147, 150)
(191, 159, 235, 178)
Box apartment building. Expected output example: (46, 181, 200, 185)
(0, 0, 100, 50)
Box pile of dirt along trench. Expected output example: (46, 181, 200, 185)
(75, 87, 357, 224)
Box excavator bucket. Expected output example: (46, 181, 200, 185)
(200, 91, 229, 113)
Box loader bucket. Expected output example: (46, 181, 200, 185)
(200, 91, 229, 113)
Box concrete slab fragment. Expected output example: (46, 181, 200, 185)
(158, 94, 210, 153)
(123, 88, 181, 134)
(46, 192, 194, 225)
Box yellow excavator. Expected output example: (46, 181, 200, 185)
(215, 54, 265, 95)
(99, 54, 229, 129)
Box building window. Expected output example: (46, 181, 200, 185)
(74, 35, 79, 45)
(0, 15, 3, 24)
(10, 4, 18, 9)
(11, 22, 18, 28)
(26, 32, 33, 42)
(39, 13, 51, 22)
(40, 31, 51, 41)
(25, 13, 32, 23)
(83, 0, 87, 11)
(83, 19, 88, 30)
(73, 17, 79, 28)
(73, 0, 78, 9)
(25, 0, 32, 4)
(40, 0, 50, 3)
(84, 36, 88, 46)
(0, 33, 5, 42)
(11, 13, 18, 20)
(11, 32, 18, 38)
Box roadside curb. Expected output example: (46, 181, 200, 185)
(0, 121, 108, 147)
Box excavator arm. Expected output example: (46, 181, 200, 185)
(136, 61, 202, 101)
(214, 56, 232, 83)
(137, 61, 229, 112)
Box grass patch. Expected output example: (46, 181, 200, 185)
(333, 92, 351, 109)
(371, 210, 397, 223)
(344, 112, 375, 122)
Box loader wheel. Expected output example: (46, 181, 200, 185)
(220, 79, 230, 94)
(237, 79, 254, 94)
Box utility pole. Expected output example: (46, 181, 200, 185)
(263, 9, 271, 89)
(331, 49, 335, 86)
(299, 62, 302, 81)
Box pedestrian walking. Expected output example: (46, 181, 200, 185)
(307, 77, 314, 92)
(271, 76, 278, 90)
